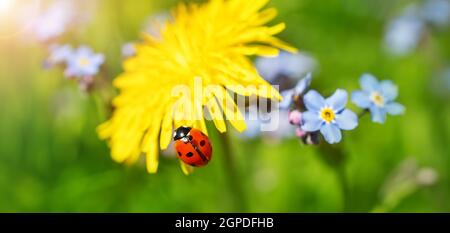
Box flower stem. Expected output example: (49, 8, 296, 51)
(358, 109, 369, 118)
(218, 132, 247, 212)
(92, 90, 106, 123)
(336, 163, 350, 212)
(317, 143, 351, 211)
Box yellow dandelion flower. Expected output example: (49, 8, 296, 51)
(98, 0, 297, 174)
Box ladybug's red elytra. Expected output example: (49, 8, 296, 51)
(173, 126, 212, 167)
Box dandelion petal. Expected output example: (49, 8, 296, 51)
(180, 161, 194, 175)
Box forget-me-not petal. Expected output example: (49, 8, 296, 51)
(320, 123, 342, 144)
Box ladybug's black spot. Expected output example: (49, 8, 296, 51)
(188, 135, 193, 141)
(177, 151, 182, 157)
(200, 140, 206, 147)
(186, 152, 194, 157)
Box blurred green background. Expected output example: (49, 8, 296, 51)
(0, 0, 449, 212)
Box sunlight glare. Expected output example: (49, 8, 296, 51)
(0, 0, 14, 14)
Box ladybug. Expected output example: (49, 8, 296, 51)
(173, 126, 212, 167)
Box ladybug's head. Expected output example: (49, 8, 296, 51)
(173, 126, 192, 141)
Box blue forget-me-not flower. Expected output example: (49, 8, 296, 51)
(45, 44, 73, 68)
(121, 42, 136, 58)
(301, 89, 358, 144)
(65, 46, 104, 78)
(351, 74, 405, 124)
(279, 73, 312, 110)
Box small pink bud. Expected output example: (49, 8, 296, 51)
(295, 127, 306, 138)
(289, 110, 302, 125)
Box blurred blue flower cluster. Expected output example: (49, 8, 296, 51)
(121, 12, 172, 59)
(29, 0, 76, 42)
(436, 67, 450, 94)
(45, 44, 73, 68)
(385, 0, 450, 55)
(121, 43, 136, 59)
(46, 44, 104, 91)
(30, 0, 104, 92)
(24, 0, 94, 43)
(255, 51, 316, 87)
